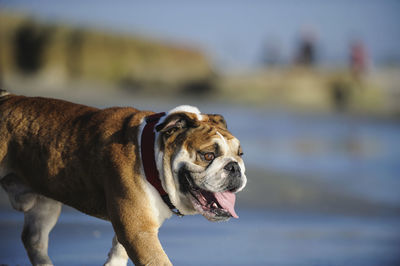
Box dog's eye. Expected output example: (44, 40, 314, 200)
(238, 147, 244, 157)
(203, 152, 215, 161)
(165, 128, 177, 136)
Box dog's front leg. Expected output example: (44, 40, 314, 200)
(106, 191, 172, 266)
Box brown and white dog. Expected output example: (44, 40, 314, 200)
(0, 90, 246, 266)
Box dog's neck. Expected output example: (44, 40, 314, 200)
(140, 112, 183, 216)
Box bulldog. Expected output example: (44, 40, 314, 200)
(0, 90, 247, 266)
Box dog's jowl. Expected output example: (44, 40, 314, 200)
(0, 91, 246, 266)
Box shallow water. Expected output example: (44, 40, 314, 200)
(0, 209, 399, 266)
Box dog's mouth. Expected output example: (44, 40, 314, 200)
(179, 169, 238, 221)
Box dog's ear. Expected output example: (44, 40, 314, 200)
(156, 112, 200, 136)
(207, 114, 227, 129)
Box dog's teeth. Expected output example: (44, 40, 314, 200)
(212, 202, 218, 208)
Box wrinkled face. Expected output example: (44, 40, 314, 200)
(156, 112, 247, 221)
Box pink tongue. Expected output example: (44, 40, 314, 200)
(214, 191, 239, 218)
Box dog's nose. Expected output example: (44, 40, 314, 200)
(224, 162, 241, 178)
(224, 162, 243, 192)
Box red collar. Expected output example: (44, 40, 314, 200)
(140, 112, 183, 216)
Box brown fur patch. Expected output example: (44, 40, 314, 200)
(0, 94, 172, 265)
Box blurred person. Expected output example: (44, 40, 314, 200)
(295, 26, 318, 66)
(350, 39, 369, 81)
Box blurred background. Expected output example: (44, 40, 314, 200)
(1, 1, 400, 265)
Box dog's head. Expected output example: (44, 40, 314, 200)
(155, 106, 246, 221)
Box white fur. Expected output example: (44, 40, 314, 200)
(142, 178, 173, 226)
(166, 148, 201, 214)
(104, 235, 129, 266)
(216, 131, 228, 150)
(158, 105, 203, 126)
(167, 105, 201, 118)
(134, 106, 205, 223)
(156, 137, 196, 215)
